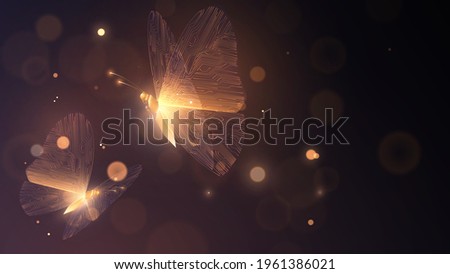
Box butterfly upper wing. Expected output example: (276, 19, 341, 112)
(158, 106, 243, 175)
(20, 113, 93, 216)
(20, 181, 80, 216)
(149, 7, 245, 174)
(158, 6, 246, 113)
(148, 11, 177, 98)
(63, 165, 143, 240)
(25, 113, 94, 194)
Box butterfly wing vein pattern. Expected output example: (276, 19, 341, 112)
(63, 165, 142, 240)
(148, 7, 246, 175)
(19, 113, 142, 239)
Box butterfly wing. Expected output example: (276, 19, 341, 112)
(25, 113, 94, 194)
(20, 113, 94, 216)
(20, 181, 80, 216)
(147, 11, 177, 98)
(158, 107, 243, 175)
(63, 165, 142, 240)
(158, 6, 246, 113)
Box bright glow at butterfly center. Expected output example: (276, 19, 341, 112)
(140, 92, 159, 113)
(63, 189, 100, 215)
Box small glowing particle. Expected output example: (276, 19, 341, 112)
(24, 161, 27, 165)
(56, 136, 70, 150)
(250, 166, 266, 183)
(388, 47, 392, 52)
(97, 28, 106, 37)
(30, 144, 44, 157)
(317, 188, 324, 196)
(94, 85, 99, 90)
(47, 232, 51, 236)
(102, 145, 106, 150)
(189, 100, 193, 104)
(56, 96, 59, 99)
(306, 149, 319, 160)
(53, 100, 56, 103)
(286, 51, 290, 55)
(36, 220, 40, 224)
(307, 219, 315, 226)
(52, 72, 59, 78)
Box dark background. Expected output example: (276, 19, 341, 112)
(1, 0, 449, 253)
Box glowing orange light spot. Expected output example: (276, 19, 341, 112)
(56, 136, 70, 150)
(250, 166, 266, 182)
(307, 219, 315, 226)
(107, 161, 128, 182)
(97, 28, 105, 37)
(52, 72, 58, 78)
(250, 66, 266, 82)
(306, 149, 319, 160)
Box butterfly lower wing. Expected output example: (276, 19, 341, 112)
(20, 181, 80, 216)
(63, 165, 142, 240)
(148, 11, 176, 97)
(26, 113, 94, 194)
(158, 6, 245, 113)
(154, 108, 176, 147)
(158, 107, 243, 175)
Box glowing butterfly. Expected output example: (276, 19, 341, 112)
(114, 7, 246, 176)
(20, 113, 142, 239)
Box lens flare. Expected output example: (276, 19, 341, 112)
(250, 166, 266, 182)
(306, 149, 319, 160)
(30, 144, 44, 157)
(250, 66, 266, 82)
(107, 161, 128, 182)
(97, 28, 106, 37)
(35, 15, 63, 42)
(56, 136, 70, 150)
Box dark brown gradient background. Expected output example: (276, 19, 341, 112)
(1, 0, 449, 253)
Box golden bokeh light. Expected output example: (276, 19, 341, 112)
(250, 66, 266, 82)
(107, 161, 128, 182)
(30, 144, 44, 157)
(306, 149, 319, 160)
(97, 28, 106, 37)
(56, 136, 70, 150)
(204, 189, 213, 198)
(35, 15, 63, 42)
(250, 166, 266, 182)
(307, 219, 315, 226)
(52, 72, 58, 78)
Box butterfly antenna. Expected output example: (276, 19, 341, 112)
(108, 71, 144, 94)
